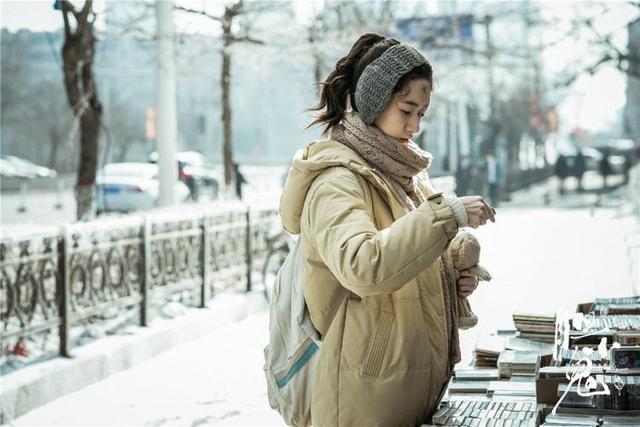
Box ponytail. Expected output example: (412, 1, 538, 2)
(308, 33, 386, 134)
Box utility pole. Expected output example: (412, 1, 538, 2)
(221, 5, 233, 195)
(482, 14, 496, 127)
(476, 13, 499, 157)
(156, 0, 178, 207)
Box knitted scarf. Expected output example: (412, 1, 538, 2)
(330, 111, 461, 369)
(329, 112, 432, 211)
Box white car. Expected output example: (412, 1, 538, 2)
(96, 163, 190, 213)
(148, 150, 220, 200)
(0, 155, 57, 178)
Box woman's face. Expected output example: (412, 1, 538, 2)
(373, 78, 432, 145)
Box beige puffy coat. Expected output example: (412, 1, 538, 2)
(280, 140, 473, 426)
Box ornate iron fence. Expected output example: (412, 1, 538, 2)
(0, 205, 279, 358)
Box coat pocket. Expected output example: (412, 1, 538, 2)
(361, 311, 394, 377)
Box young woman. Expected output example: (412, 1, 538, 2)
(279, 33, 495, 426)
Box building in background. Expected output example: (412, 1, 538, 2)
(395, 0, 548, 196)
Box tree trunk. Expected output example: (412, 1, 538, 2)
(76, 184, 95, 221)
(60, 0, 102, 220)
(313, 52, 323, 90)
(76, 106, 100, 220)
(221, 14, 233, 190)
(48, 125, 60, 170)
(307, 26, 323, 93)
(180, 1, 251, 197)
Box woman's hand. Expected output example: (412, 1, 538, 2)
(458, 196, 496, 228)
(457, 269, 478, 298)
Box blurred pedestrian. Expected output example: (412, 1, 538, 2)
(456, 155, 472, 196)
(555, 154, 569, 195)
(599, 148, 612, 191)
(279, 33, 495, 426)
(486, 153, 501, 206)
(233, 162, 247, 200)
(574, 150, 586, 192)
(179, 161, 199, 201)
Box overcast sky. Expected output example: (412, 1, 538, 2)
(1, 0, 638, 135)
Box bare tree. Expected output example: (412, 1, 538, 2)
(60, 0, 103, 220)
(176, 1, 273, 192)
(306, 0, 396, 86)
(553, 1, 640, 86)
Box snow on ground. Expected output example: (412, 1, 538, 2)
(7, 175, 639, 426)
(11, 310, 282, 427)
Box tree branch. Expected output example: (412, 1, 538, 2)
(76, 0, 92, 36)
(229, 35, 264, 44)
(226, 1, 244, 18)
(174, 5, 222, 21)
(61, 0, 75, 37)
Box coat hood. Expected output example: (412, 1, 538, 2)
(279, 140, 388, 234)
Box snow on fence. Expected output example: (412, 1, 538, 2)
(0, 203, 279, 359)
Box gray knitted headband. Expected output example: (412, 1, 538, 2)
(354, 43, 428, 125)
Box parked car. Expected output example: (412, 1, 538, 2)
(0, 155, 57, 178)
(96, 162, 190, 213)
(148, 151, 219, 200)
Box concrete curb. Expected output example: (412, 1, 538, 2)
(0, 292, 268, 424)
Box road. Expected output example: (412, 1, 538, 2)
(1, 166, 288, 233)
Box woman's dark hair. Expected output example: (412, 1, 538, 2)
(308, 33, 433, 134)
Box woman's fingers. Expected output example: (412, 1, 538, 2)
(459, 269, 474, 277)
(458, 288, 473, 298)
(457, 273, 478, 298)
(457, 276, 477, 290)
(482, 201, 496, 222)
(459, 195, 496, 228)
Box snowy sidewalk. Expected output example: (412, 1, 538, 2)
(6, 181, 639, 427)
(2, 292, 280, 427)
(9, 309, 281, 427)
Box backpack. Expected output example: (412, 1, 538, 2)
(263, 237, 320, 427)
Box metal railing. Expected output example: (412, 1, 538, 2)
(0, 204, 278, 358)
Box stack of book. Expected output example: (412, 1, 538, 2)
(578, 314, 640, 331)
(597, 374, 640, 411)
(431, 399, 540, 426)
(592, 296, 640, 315)
(542, 412, 640, 426)
(449, 367, 501, 395)
(447, 380, 490, 394)
(505, 336, 554, 355)
(541, 412, 640, 426)
(554, 347, 609, 366)
(537, 366, 640, 411)
(540, 413, 600, 426)
(488, 379, 536, 398)
(513, 312, 556, 343)
(453, 367, 500, 381)
(538, 364, 607, 379)
(497, 350, 539, 378)
(473, 335, 505, 368)
(615, 331, 640, 345)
